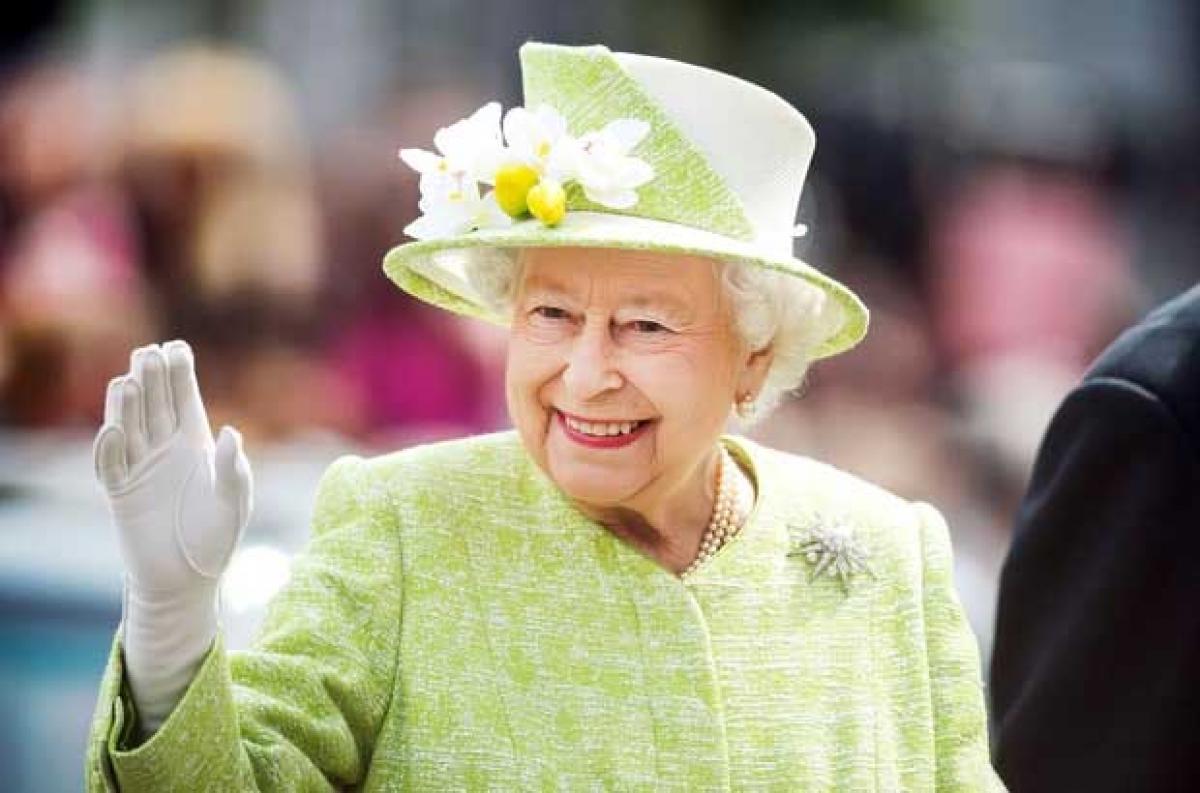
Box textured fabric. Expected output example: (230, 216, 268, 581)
(382, 41, 870, 363)
(992, 284, 1200, 792)
(608, 48, 815, 256)
(85, 430, 1003, 791)
(520, 43, 755, 241)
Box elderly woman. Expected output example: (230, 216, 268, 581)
(85, 42, 1003, 790)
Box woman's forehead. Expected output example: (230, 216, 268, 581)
(518, 247, 720, 296)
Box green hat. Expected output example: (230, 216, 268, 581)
(382, 41, 868, 360)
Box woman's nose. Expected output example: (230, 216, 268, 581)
(561, 321, 623, 399)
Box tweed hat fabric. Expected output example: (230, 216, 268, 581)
(382, 41, 868, 359)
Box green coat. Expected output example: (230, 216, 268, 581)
(85, 431, 1004, 791)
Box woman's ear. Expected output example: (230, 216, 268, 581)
(737, 343, 774, 398)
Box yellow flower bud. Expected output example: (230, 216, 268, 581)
(527, 178, 567, 226)
(493, 163, 540, 218)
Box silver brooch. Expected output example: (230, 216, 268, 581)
(787, 522, 875, 590)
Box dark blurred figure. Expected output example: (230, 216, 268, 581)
(117, 44, 352, 444)
(991, 284, 1200, 793)
(0, 59, 153, 426)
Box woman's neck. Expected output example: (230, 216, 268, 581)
(577, 446, 725, 574)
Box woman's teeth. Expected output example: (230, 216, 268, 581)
(563, 414, 643, 437)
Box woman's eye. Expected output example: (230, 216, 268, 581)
(532, 306, 570, 321)
(630, 319, 670, 334)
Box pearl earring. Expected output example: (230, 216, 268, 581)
(736, 394, 756, 420)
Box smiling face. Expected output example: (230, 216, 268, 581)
(505, 246, 771, 517)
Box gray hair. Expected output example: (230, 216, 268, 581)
(465, 248, 843, 424)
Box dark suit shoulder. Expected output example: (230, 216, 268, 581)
(1086, 284, 1200, 450)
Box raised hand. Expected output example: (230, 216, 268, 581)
(94, 340, 252, 593)
(92, 339, 253, 733)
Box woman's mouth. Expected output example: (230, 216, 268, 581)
(556, 410, 652, 449)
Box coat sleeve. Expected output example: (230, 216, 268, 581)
(83, 454, 404, 792)
(990, 377, 1200, 792)
(912, 501, 1007, 792)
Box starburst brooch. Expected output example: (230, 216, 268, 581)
(787, 522, 875, 591)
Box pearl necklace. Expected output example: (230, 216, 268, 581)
(681, 446, 748, 577)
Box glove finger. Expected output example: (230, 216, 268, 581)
(120, 378, 149, 466)
(104, 376, 126, 429)
(234, 445, 253, 538)
(133, 345, 176, 446)
(93, 424, 128, 489)
(163, 340, 212, 443)
(180, 425, 251, 577)
(214, 425, 251, 527)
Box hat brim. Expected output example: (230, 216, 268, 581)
(381, 211, 868, 360)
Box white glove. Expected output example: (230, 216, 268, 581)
(93, 339, 252, 734)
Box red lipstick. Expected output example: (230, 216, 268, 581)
(556, 410, 651, 449)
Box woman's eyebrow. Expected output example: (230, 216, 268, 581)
(619, 292, 694, 321)
(520, 277, 575, 302)
(521, 275, 694, 318)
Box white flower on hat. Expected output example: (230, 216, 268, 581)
(399, 100, 656, 237)
(402, 173, 513, 241)
(398, 101, 506, 191)
(573, 119, 654, 209)
(501, 103, 579, 182)
(491, 103, 583, 224)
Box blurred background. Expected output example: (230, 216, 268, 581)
(0, 0, 1196, 788)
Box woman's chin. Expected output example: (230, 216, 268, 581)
(534, 412, 657, 506)
(546, 461, 644, 508)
